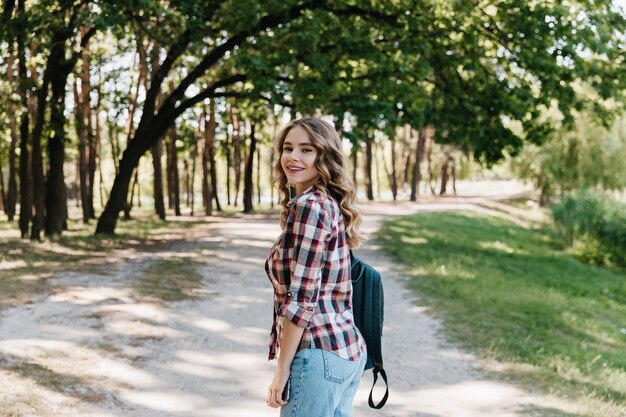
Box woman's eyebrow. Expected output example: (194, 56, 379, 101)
(283, 141, 313, 146)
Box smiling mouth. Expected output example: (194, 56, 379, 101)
(287, 167, 304, 173)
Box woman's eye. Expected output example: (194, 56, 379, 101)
(303, 149, 313, 153)
(283, 147, 292, 152)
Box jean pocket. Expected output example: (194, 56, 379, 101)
(322, 350, 351, 384)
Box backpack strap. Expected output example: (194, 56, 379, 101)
(368, 365, 389, 409)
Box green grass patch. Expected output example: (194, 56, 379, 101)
(380, 211, 626, 416)
(133, 258, 204, 302)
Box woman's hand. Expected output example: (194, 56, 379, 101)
(267, 365, 290, 408)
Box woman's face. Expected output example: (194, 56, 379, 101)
(281, 125, 320, 194)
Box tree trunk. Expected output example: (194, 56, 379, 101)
(256, 144, 261, 205)
(389, 140, 397, 200)
(351, 150, 357, 191)
(74, 78, 90, 223)
(148, 46, 165, 220)
(439, 155, 450, 195)
(270, 114, 277, 208)
(190, 137, 197, 216)
(6, 48, 18, 220)
(425, 135, 435, 194)
(17, 1, 31, 237)
(243, 123, 257, 213)
(231, 107, 242, 207)
(167, 122, 181, 215)
(82, 35, 96, 220)
(0, 150, 5, 212)
(45, 53, 71, 237)
(225, 130, 232, 206)
(208, 99, 221, 212)
(399, 124, 411, 188)
(201, 104, 213, 215)
(451, 160, 457, 195)
(410, 127, 427, 202)
(151, 138, 166, 220)
(364, 140, 374, 201)
(375, 142, 382, 200)
(30, 46, 55, 240)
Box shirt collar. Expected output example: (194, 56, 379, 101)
(287, 181, 322, 208)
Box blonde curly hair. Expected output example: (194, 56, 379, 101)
(272, 117, 366, 248)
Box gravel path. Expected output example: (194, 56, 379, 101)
(1, 192, 570, 417)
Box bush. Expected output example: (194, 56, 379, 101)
(552, 191, 626, 268)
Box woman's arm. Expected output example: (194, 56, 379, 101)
(267, 320, 305, 408)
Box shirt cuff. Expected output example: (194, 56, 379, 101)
(279, 298, 316, 328)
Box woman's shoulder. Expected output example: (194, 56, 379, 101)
(290, 189, 338, 227)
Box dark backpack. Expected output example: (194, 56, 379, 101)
(350, 250, 389, 409)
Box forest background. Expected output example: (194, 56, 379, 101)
(0, 0, 625, 240)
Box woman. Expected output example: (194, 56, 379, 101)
(265, 117, 367, 416)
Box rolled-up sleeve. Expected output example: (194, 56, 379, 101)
(278, 197, 330, 328)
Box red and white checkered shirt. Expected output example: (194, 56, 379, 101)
(265, 183, 365, 361)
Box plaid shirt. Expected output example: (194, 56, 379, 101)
(265, 183, 365, 361)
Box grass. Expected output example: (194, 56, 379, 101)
(380, 211, 626, 417)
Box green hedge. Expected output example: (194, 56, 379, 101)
(552, 191, 626, 267)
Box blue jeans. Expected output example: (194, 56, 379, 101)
(281, 348, 367, 417)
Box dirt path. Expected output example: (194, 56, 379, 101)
(1, 189, 572, 417)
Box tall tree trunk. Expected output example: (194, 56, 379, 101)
(0, 149, 5, 212)
(410, 127, 427, 202)
(17, 0, 32, 237)
(425, 135, 435, 194)
(167, 121, 181, 215)
(74, 79, 90, 223)
(208, 99, 221, 212)
(270, 114, 277, 208)
(225, 129, 232, 206)
(256, 144, 261, 204)
(364, 140, 374, 201)
(151, 138, 166, 219)
(375, 142, 382, 200)
(231, 107, 242, 207)
(351, 150, 357, 191)
(390, 139, 397, 200)
(81, 33, 96, 220)
(45, 51, 72, 237)
(399, 124, 410, 187)
(30, 45, 55, 240)
(190, 137, 197, 216)
(201, 105, 213, 215)
(148, 45, 165, 219)
(122, 38, 147, 220)
(439, 154, 450, 195)
(451, 159, 457, 195)
(6, 48, 18, 220)
(243, 123, 257, 213)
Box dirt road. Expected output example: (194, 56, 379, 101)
(1, 187, 573, 417)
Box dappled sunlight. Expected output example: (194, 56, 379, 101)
(479, 240, 524, 255)
(400, 236, 429, 245)
(106, 319, 187, 338)
(359, 380, 556, 417)
(94, 302, 169, 322)
(50, 286, 135, 305)
(119, 390, 212, 413)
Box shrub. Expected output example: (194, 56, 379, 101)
(552, 191, 626, 268)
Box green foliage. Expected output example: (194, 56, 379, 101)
(380, 211, 626, 416)
(553, 191, 626, 267)
(512, 112, 626, 199)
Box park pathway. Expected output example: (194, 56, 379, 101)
(1, 184, 572, 417)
